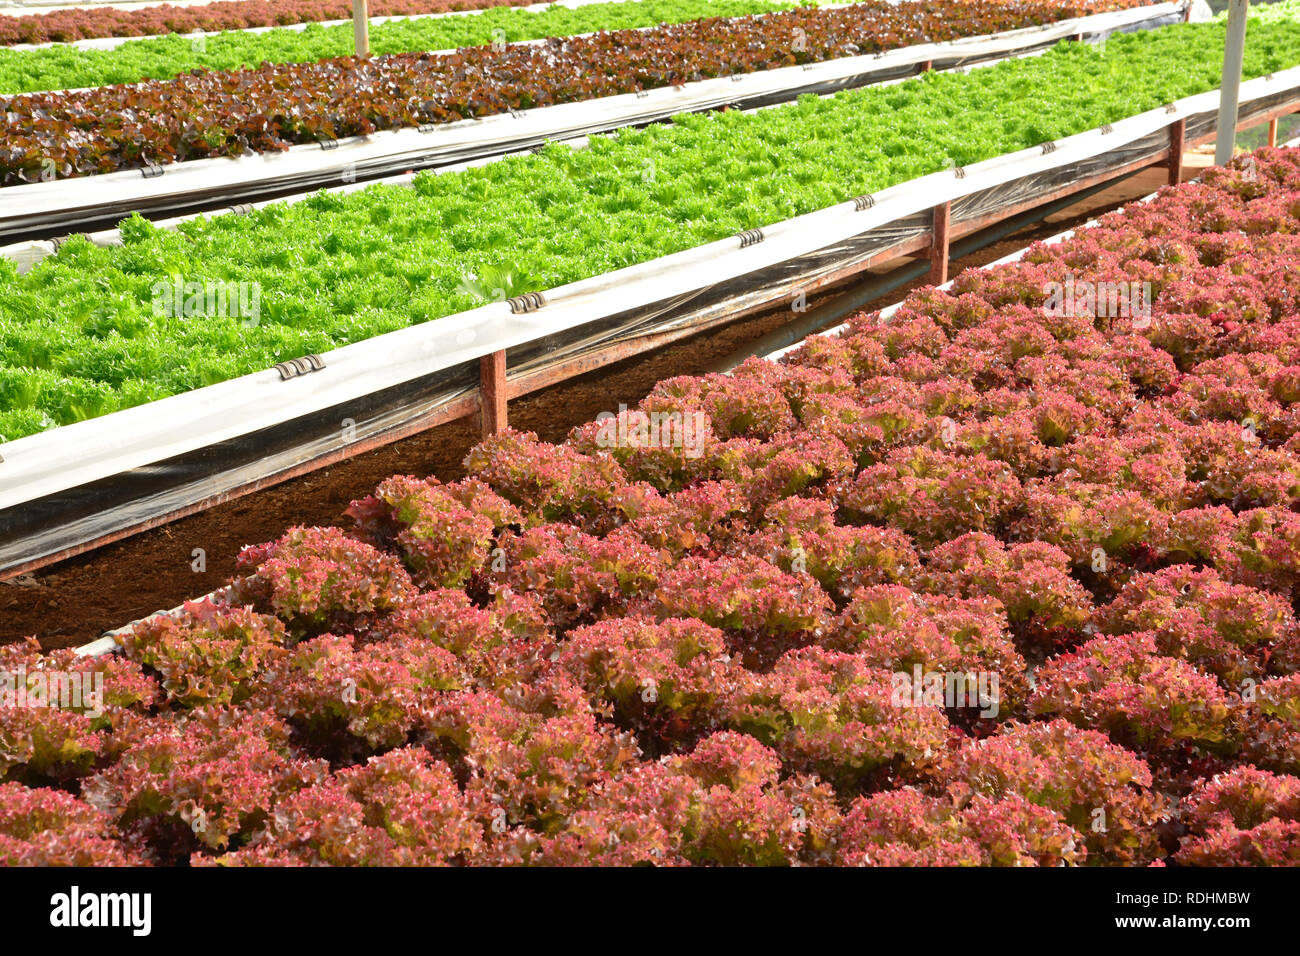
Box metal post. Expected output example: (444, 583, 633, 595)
(479, 350, 507, 437)
(352, 0, 370, 58)
(1269, 117, 1279, 147)
(1214, 0, 1250, 166)
(1168, 118, 1186, 185)
(929, 202, 951, 286)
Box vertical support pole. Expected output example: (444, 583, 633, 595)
(1184, 0, 1193, 22)
(1214, 0, 1250, 167)
(1069, 33, 1083, 43)
(929, 202, 951, 286)
(352, 0, 370, 58)
(1268, 117, 1279, 147)
(919, 60, 932, 73)
(479, 350, 507, 437)
(1168, 118, 1186, 186)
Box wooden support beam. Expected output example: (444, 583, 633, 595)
(352, 0, 370, 57)
(929, 201, 951, 286)
(1269, 117, 1279, 147)
(479, 350, 507, 437)
(1168, 118, 1186, 185)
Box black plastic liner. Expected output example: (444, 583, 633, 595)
(0, 361, 479, 572)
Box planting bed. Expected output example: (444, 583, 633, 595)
(0, 0, 809, 93)
(0, 0, 558, 46)
(5, 146, 1300, 866)
(1, 168, 1164, 649)
(2, 17, 1294, 445)
(0, 0, 1161, 185)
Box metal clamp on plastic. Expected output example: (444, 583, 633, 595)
(735, 228, 764, 248)
(507, 292, 546, 314)
(801, 63, 816, 71)
(318, 138, 339, 151)
(635, 90, 650, 98)
(1266, 72, 1275, 81)
(141, 163, 164, 179)
(418, 122, 437, 133)
(953, 166, 967, 179)
(1165, 103, 1178, 113)
(509, 108, 526, 118)
(274, 354, 326, 380)
(529, 143, 547, 154)
(1041, 141, 1057, 153)
(228, 203, 255, 216)
(1099, 124, 1114, 134)
(852, 193, 875, 211)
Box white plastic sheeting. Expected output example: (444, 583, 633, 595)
(0, 1, 1186, 239)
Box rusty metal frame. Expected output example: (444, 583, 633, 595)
(929, 202, 952, 285)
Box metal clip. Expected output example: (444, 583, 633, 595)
(736, 228, 764, 248)
(1099, 124, 1114, 135)
(318, 138, 338, 151)
(274, 354, 326, 381)
(228, 203, 255, 216)
(418, 122, 437, 133)
(141, 163, 164, 179)
(731, 73, 744, 82)
(509, 108, 525, 118)
(1165, 103, 1177, 114)
(852, 193, 875, 211)
(801, 63, 816, 71)
(507, 292, 546, 314)
(635, 90, 650, 98)
(1041, 141, 1057, 153)
(953, 166, 967, 179)
(1266, 72, 1275, 81)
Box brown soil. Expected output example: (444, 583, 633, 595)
(0, 164, 1182, 650)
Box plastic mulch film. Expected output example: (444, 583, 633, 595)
(0, 1, 1185, 241)
(1, 58, 1294, 575)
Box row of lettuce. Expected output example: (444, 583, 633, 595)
(0, 0, 548, 47)
(3, 19, 1300, 443)
(5, 148, 1300, 865)
(0, 0, 808, 94)
(0, 0, 1161, 184)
